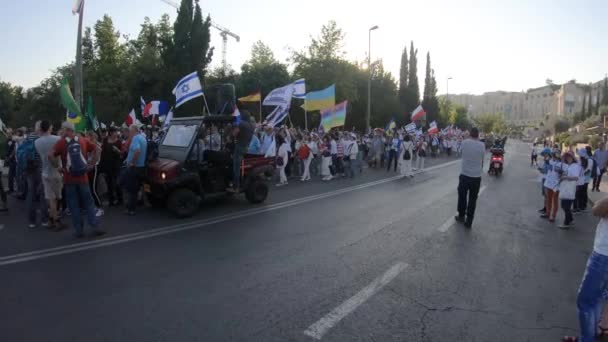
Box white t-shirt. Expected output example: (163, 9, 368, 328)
(544, 160, 562, 191)
(594, 218, 608, 256)
(330, 140, 338, 154)
(277, 142, 289, 167)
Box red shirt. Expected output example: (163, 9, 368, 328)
(52, 136, 96, 184)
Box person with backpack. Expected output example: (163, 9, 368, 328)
(19, 122, 46, 228)
(51, 122, 104, 238)
(400, 134, 414, 178)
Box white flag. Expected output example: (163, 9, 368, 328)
(72, 0, 84, 15)
(163, 108, 174, 130)
(172, 71, 203, 108)
(263, 83, 295, 107)
(292, 78, 306, 99)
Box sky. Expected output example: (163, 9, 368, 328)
(1, 0, 606, 95)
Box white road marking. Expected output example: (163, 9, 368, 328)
(303, 262, 408, 340)
(0, 160, 461, 266)
(438, 185, 487, 233)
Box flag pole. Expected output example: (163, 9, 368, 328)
(304, 98, 308, 131)
(74, 0, 85, 110)
(201, 93, 211, 115)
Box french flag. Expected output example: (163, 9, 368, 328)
(411, 105, 426, 121)
(143, 101, 170, 118)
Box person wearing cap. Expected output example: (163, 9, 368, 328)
(51, 122, 104, 238)
(455, 127, 485, 228)
(558, 151, 580, 229)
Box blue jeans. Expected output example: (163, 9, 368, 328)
(26, 172, 47, 225)
(65, 183, 100, 235)
(119, 167, 144, 213)
(577, 251, 608, 342)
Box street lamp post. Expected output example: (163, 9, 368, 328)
(366, 25, 379, 132)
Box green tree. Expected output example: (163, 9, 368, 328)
(238, 41, 289, 98)
(579, 94, 586, 123)
(596, 90, 601, 116)
(450, 104, 470, 129)
(554, 118, 570, 133)
(407, 41, 420, 110)
(473, 113, 506, 134)
(398, 46, 408, 113)
(190, 0, 213, 74)
(173, 0, 193, 76)
(94, 15, 123, 65)
(421, 52, 439, 125)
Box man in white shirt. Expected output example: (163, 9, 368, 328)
(455, 127, 485, 228)
(344, 134, 359, 178)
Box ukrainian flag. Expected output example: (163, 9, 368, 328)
(303, 84, 335, 111)
(386, 118, 396, 133)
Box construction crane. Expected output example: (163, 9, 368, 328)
(160, 0, 240, 73)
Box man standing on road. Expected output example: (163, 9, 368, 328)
(229, 111, 253, 192)
(455, 127, 485, 228)
(121, 124, 148, 216)
(51, 122, 104, 238)
(35, 120, 65, 230)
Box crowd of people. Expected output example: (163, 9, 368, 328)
(1, 120, 152, 237)
(534, 143, 608, 229)
(247, 123, 466, 186)
(0, 115, 467, 236)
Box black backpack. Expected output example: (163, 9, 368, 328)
(403, 150, 411, 161)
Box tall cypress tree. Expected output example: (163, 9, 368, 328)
(422, 51, 432, 101)
(190, 0, 213, 76)
(173, 0, 194, 76)
(596, 90, 601, 116)
(422, 52, 439, 124)
(603, 77, 608, 106)
(407, 41, 420, 108)
(398, 46, 408, 113)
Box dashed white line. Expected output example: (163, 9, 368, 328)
(303, 262, 408, 340)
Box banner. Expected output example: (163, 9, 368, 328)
(304, 84, 335, 111)
(320, 100, 347, 131)
(263, 83, 295, 107)
(404, 122, 416, 134)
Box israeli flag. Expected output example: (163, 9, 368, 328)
(292, 78, 306, 99)
(172, 71, 204, 108)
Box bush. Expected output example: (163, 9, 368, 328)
(589, 135, 601, 149)
(570, 134, 589, 145)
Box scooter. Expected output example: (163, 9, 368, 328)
(488, 148, 504, 176)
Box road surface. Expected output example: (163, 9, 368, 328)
(0, 141, 597, 341)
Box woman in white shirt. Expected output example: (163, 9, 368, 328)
(320, 136, 333, 181)
(399, 135, 414, 177)
(559, 152, 581, 229)
(541, 152, 562, 222)
(276, 135, 289, 186)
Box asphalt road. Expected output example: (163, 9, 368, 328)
(0, 142, 600, 341)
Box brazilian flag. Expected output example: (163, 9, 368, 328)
(60, 78, 87, 132)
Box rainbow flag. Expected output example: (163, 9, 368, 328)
(321, 100, 347, 130)
(303, 84, 335, 111)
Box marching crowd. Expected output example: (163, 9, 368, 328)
(249, 123, 465, 186)
(0, 114, 466, 236)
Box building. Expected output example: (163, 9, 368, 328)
(448, 79, 605, 126)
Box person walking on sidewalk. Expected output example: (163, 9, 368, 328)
(399, 135, 414, 178)
(593, 143, 608, 192)
(455, 127, 485, 228)
(51, 122, 104, 238)
(563, 196, 608, 342)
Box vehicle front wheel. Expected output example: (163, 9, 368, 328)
(167, 188, 200, 218)
(246, 180, 268, 204)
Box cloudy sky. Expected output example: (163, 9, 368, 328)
(1, 0, 606, 95)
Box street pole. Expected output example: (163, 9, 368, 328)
(446, 76, 452, 114)
(366, 25, 378, 132)
(74, 0, 85, 110)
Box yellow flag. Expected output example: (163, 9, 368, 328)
(238, 92, 261, 102)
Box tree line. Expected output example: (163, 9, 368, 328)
(0, 0, 459, 131)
